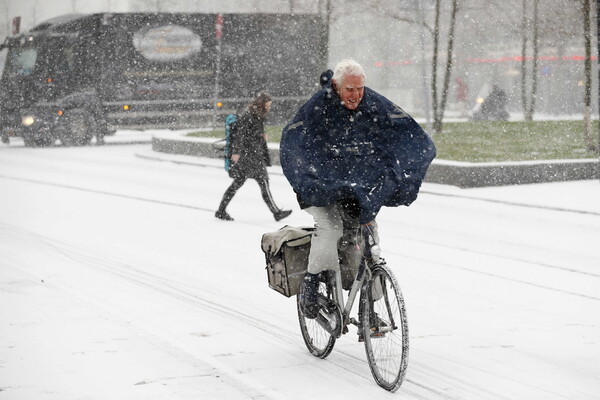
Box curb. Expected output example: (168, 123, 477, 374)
(151, 133, 599, 188)
(425, 158, 599, 188)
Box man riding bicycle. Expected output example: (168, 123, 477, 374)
(280, 59, 436, 319)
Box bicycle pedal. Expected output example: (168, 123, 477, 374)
(315, 308, 338, 334)
(370, 329, 387, 339)
(314, 298, 342, 337)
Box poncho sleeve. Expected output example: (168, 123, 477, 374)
(280, 92, 341, 207)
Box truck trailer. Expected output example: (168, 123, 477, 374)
(0, 13, 326, 146)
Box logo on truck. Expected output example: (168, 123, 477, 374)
(132, 25, 201, 62)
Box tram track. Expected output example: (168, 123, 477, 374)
(2, 170, 597, 301)
(0, 222, 382, 394)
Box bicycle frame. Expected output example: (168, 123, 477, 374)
(329, 257, 364, 329)
(326, 225, 379, 335)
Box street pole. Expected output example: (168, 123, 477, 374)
(213, 13, 223, 129)
(319, 0, 331, 71)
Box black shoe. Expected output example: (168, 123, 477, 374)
(215, 210, 234, 221)
(300, 273, 320, 319)
(273, 209, 292, 221)
(302, 302, 320, 320)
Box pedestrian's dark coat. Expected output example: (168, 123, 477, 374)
(229, 110, 271, 180)
(280, 70, 436, 223)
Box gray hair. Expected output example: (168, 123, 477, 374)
(332, 59, 366, 85)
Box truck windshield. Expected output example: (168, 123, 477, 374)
(4, 47, 38, 77)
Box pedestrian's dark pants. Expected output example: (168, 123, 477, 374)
(217, 177, 280, 214)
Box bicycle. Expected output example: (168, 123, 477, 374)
(296, 223, 409, 392)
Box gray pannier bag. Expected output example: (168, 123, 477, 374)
(261, 225, 314, 297)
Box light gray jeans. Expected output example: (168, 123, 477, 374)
(305, 204, 382, 294)
(305, 204, 363, 282)
(305, 205, 344, 274)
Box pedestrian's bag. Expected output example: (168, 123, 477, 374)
(210, 113, 238, 172)
(261, 226, 313, 297)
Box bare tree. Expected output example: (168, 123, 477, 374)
(597, 0, 600, 155)
(362, 0, 460, 135)
(581, 0, 597, 151)
(431, 0, 459, 134)
(520, 0, 539, 121)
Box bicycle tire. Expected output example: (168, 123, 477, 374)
(360, 263, 409, 392)
(297, 278, 336, 358)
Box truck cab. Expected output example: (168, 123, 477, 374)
(0, 15, 110, 146)
(0, 13, 326, 147)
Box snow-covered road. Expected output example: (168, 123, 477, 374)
(1, 137, 599, 399)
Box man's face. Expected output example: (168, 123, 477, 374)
(334, 74, 365, 111)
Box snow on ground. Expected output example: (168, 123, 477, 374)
(1, 132, 599, 399)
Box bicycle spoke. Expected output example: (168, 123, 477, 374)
(297, 278, 336, 358)
(379, 274, 398, 331)
(362, 264, 409, 392)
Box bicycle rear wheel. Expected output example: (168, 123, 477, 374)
(297, 276, 336, 358)
(360, 263, 409, 392)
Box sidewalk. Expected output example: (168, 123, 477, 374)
(1, 128, 191, 147)
(136, 148, 600, 216)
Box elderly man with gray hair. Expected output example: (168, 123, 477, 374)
(280, 59, 436, 318)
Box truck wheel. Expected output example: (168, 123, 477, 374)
(34, 137, 56, 147)
(59, 108, 95, 146)
(23, 136, 36, 147)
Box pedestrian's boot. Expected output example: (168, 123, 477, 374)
(273, 209, 292, 221)
(215, 191, 234, 221)
(215, 209, 234, 221)
(300, 272, 320, 319)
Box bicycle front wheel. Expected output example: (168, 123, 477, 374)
(297, 278, 336, 358)
(360, 263, 409, 392)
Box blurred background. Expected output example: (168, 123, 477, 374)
(0, 0, 597, 119)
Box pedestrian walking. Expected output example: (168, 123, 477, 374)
(215, 92, 292, 222)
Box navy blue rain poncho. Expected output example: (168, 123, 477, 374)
(280, 70, 436, 223)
